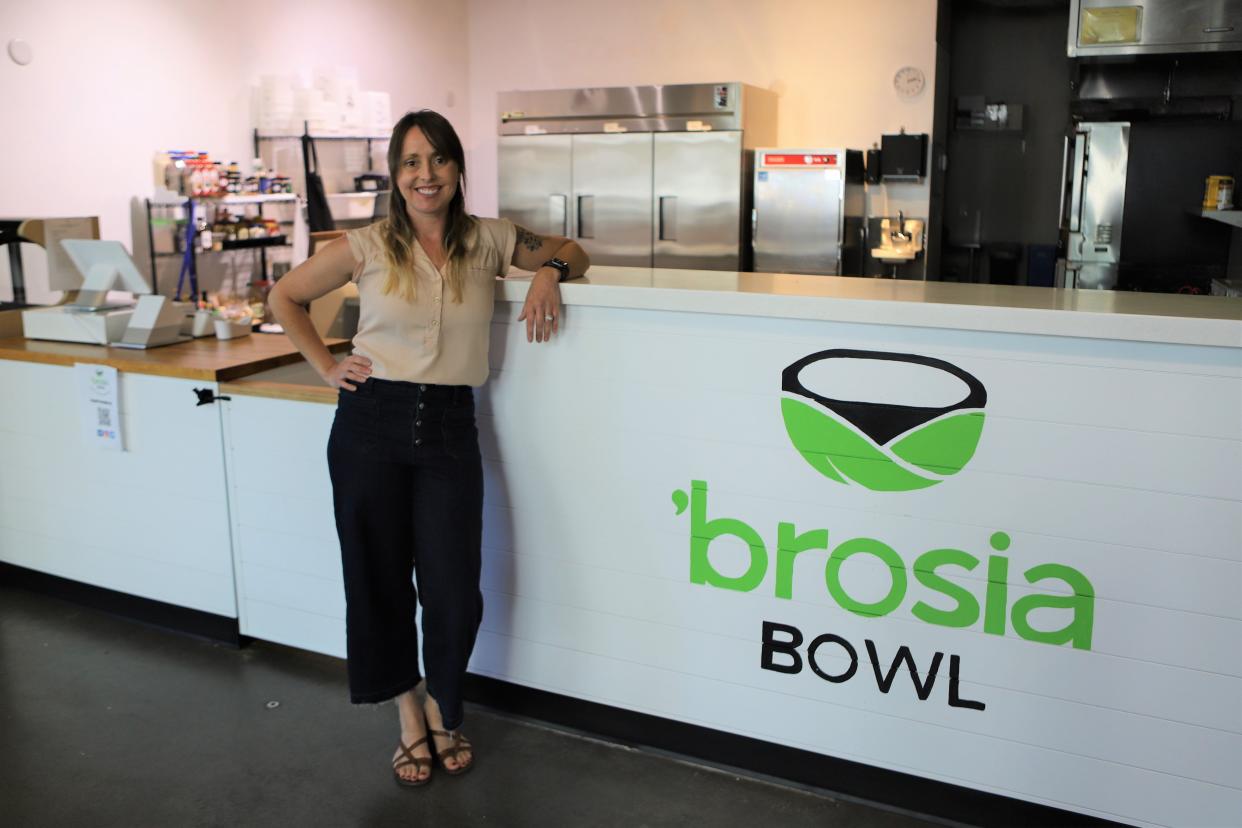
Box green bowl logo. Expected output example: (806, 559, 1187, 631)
(781, 350, 987, 492)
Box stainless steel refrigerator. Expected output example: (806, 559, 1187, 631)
(752, 149, 865, 275)
(1058, 121, 1129, 290)
(498, 83, 778, 270)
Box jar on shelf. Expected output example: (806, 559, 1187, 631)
(248, 280, 273, 323)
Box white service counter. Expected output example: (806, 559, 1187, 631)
(4, 269, 1240, 826)
(0, 335, 349, 621)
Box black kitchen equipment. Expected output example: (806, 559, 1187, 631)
(881, 132, 928, 180)
(302, 134, 335, 232)
(354, 173, 390, 192)
(865, 148, 883, 183)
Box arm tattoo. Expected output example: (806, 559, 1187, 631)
(515, 225, 543, 253)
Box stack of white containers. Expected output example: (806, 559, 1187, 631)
(253, 68, 392, 137)
(365, 92, 392, 136)
(255, 75, 296, 134)
(295, 86, 331, 134)
(313, 66, 357, 134)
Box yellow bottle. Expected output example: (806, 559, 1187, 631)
(1204, 175, 1235, 211)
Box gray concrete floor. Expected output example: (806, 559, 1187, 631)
(0, 585, 946, 828)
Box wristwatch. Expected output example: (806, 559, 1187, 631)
(542, 257, 571, 282)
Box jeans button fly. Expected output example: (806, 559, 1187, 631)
(415, 419, 422, 427)
(415, 438, 422, 446)
(418, 402, 424, 410)
(419, 384, 427, 391)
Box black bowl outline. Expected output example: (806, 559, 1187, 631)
(782, 349, 987, 446)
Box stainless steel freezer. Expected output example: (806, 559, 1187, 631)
(752, 149, 865, 275)
(497, 135, 571, 238)
(653, 131, 746, 270)
(1058, 122, 1129, 290)
(572, 133, 653, 268)
(498, 83, 777, 270)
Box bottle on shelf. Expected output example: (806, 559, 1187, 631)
(188, 161, 203, 197)
(194, 154, 207, 196)
(211, 215, 226, 251)
(250, 157, 267, 194)
(153, 151, 171, 192)
(196, 215, 212, 251)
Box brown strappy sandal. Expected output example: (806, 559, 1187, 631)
(392, 735, 433, 788)
(429, 729, 474, 776)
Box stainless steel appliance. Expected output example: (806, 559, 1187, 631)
(1057, 117, 1242, 293)
(498, 83, 778, 270)
(752, 149, 864, 275)
(1068, 0, 1242, 58)
(1058, 122, 1129, 290)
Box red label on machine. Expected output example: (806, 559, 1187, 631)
(763, 154, 837, 167)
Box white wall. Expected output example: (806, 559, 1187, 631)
(0, 0, 469, 298)
(464, 0, 938, 219)
(2, 0, 939, 299)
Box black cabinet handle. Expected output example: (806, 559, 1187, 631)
(193, 388, 232, 406)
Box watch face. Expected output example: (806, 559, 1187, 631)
(894, 66, 925, 99)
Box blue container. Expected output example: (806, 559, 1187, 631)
(1027, 244, 1058, 287)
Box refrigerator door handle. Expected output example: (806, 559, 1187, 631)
(751, 207, 757, 247)
(1057, 135, 1070, 231)
(1068, 132, 1087, 234)
(550, 194, 568, 237)
(576, 195, 595, 239)
(658, 196, 677, 241)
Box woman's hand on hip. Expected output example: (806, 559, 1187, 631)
(517, 269, 561, 343)
(322, 355, 373, 391)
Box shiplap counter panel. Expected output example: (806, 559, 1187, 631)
(469, 298, 1242, 828)
(191, 274, 1240, 827)
(0, 359, 235, 615)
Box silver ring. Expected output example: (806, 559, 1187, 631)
(545, 315, 555, 321)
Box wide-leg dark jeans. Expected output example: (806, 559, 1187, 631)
(326, 377, 483, 731)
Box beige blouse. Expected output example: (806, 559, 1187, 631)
(345, 217, 516, 387)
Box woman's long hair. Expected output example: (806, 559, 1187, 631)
(379, 110, 475, 302)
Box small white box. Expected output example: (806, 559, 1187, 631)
(191, 309, 216, 338)
(214, 318, 252, 340)
(328, 192, 377, 220)
(22, 306, 133, 345)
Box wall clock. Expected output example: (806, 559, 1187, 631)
(894, 66, 925, 99)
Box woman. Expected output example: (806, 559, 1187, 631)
(269, 109, 589, 787)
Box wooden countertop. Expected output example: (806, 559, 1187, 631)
(219, 378, 338, 404)
(218, 356, 339, 404)
(0, 334, 350, 381)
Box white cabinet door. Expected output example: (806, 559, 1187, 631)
(220, 393, 346, 658)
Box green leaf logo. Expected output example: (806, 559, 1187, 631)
(781, 350, 987, 492)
